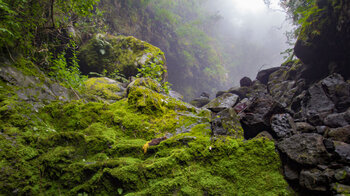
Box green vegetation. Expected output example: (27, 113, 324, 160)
(0, 63, 291, 195)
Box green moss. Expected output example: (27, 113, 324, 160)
(78, 33, 166, 79)
(0, 72, 291, 195)
(84, 77, 124, 100)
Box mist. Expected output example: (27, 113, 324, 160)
(203, 0, 293, 87)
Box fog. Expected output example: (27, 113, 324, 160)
(204, 0, 293, 86)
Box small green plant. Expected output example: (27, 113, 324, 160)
(49, 39, 87, 90)
(136, 52, 171, 94)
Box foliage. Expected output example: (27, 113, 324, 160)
(136, 51, 171, 94)
(48, 40, 87, 90)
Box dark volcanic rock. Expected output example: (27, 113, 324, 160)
(296, 122, 316, 133)
(324, 109, 350, 128)
(299, 168, 328, 192)
(204, 93, 239, 113)
(240, 95, 288, 139)
(211, 108, 243, 138)
(284, 164, 299, 181)
(190, 97, 210, 108)
(277, 133, 330, 166)
(320, 73, 350, 112)
(270, 113, 297, 139)
(326, 125, 350, 143)
(240, 76, 252, 87)
(334, 141, 350, 163)
(240, 96, 274, 138)
(256, 67, 280, 85)
(302, 83, 335, 125)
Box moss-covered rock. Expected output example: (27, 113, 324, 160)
(78, 33, 168, 81)
(0, 64, 291, 195)
(84, 77, 126, 102)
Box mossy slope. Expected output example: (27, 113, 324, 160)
(0, 69, 291, 195)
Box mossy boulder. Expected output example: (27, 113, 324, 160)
(78, 33, 168, 81)
(84, 77, 126, 102)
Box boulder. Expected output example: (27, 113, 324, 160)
(210, 108, 244, 138)
(302, 83, 335, 125)
(299, 168, 329, 192)
(296, 122, 316, 133)
(78, 33, 167, 82)
(190, 97, 210, 108)
(239, 76, 252, 87)
(326, 125, 350, 144)
(320, 73, 350, 112)
(324, 109, 350, 128)
(84, 77, 126, 102)
(334, 141, 350, 163)
(240, 95, 287, 139)
(256, 67, 280, 85)
(270, 113, 297, 139)
(268, 62, 305, 107)
(204, 93, 239, 113)
(277, 133, 330, 166)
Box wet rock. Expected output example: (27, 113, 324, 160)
(284, 164, 299, 181)
(326, 125, 350, 143)
(277, 133, 330, 166)
(296, 122, 316, 133)
(256, 67, 280, 85)
(334, 141, 350, 163)
(299, 168, 328, 192)
(240, 96, 274, 138)
(190, 97, 210, 108)
(302, 83, 335, 125)
(204, 93, 239, 113)
(324, 109, 350, 128)
(270, 113, 297, 139)
(240, 95, 287, 139)
(240, 76, 252, 87)
(267, 64, 305, 107)
(320, 73, 350, 112)
(211, 108, 243, 138)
